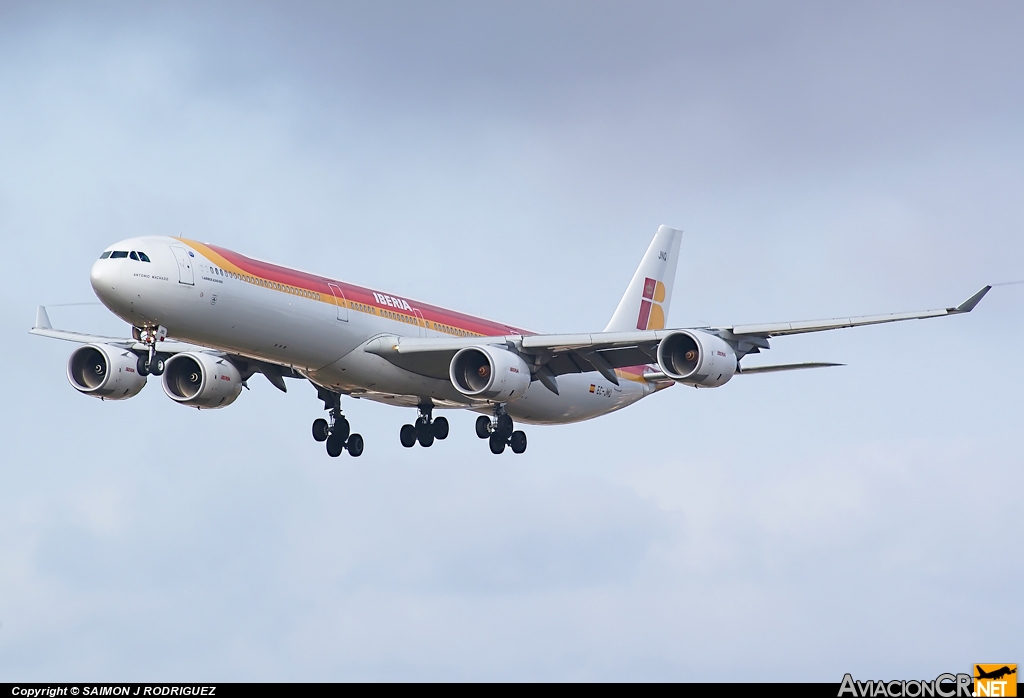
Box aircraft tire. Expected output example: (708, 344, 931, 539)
(400, 424, 417, 448)
(334, 417, 351, 442)
(510, 431, 527, 454)
(432, 416, 449, 440)
(312, 418, 329, 442)
(496, 414, 514, 440)
(137, 356, 150, 377)
(475, 415, 491, 439)
(326, 433, 345, 457)
(149, 356, 165, 376)
(489, 433, 506, 455)
(417, 426, 435, 448)
(347, 433, 364, 457)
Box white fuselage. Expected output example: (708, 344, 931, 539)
(90, 236, 658, 424)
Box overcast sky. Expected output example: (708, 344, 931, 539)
(1, 1, 1021, 681)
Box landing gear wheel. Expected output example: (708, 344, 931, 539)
(312, 418, 329, 442)
(489, 433, 506, 455)
(347, 433, 364, 457)
(476, 415, 492, 439)
(495, 414, 514, 440)
(149, 356, 165, 376)
(510, 431, 527, 454)
(333, 417, 351, 443)
(432, 416, 449, 440)
(400, 424, 417, 448)
(326, 432, 345, 457)
(137, 356, 150, 377)
(417, 425, 435, 448)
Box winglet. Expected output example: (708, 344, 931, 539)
(951, 285, 991, 314)
(34, 305, 52, 330)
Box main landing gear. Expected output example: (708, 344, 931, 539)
(312, 388, 363, 457)
(400, 403, 449, 448)
(476, 406, 527, 455)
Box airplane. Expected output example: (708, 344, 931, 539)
(30, 225, 990, 458)
(975, 666, 1016, 681)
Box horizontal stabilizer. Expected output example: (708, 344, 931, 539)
(738, 362, 844, 374)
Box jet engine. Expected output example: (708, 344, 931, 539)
(656, 330, 737, 388)
(450, 345, 531, 401)
(161, 352, 242, 409)
(67, 344, 148, 400)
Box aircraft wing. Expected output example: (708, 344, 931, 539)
(29, 306, 209, 354)
(722, 285, 991, 338)
(365, 285, 990, 391)
(30, 305, 301, 392)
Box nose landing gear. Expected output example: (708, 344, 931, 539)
(313, 387, 363, 457)
(400, 403, 449, 448)
(134, 325, 168, 376)
(477, 406, 527, 455)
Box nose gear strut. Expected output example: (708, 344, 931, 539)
(134, 325, 167, 376)
(312, 387, 363, 457)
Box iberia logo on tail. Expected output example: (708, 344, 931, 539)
(636, 277, 667, 330)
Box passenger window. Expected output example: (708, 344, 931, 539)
(110, 251, 128, 259)
(99, 251, 111, 259)
(138, 252, 151, 262)
(129, 251, 139, 260)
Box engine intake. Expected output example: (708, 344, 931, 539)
(67, 344, 147, 400)
(657, 330, 737, 388)
(162, 352, 242, 409)
(450, 346, 531, 401)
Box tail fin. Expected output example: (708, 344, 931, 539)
(604, 225, 682, 332)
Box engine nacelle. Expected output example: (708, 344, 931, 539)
(656, 330, 737, 388)
(450, 345, 531, 401)
(162, 352, 242, 409)
(67, 344, 148, 400)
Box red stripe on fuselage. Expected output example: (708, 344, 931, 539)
(191, 240, 531, 337)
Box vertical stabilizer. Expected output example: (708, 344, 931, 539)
(604, 225, 682, 332)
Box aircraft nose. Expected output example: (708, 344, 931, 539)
(90, 258, 118, 301)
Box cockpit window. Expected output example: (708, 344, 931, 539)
(99, 251, 111, 259)
(129, 251, 139, 260)
(110, 251, 129, 259)
(138, 251, 151, 262)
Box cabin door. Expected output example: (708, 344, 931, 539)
(327, 283, 349, 322)
(169, 246, 194, 285)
